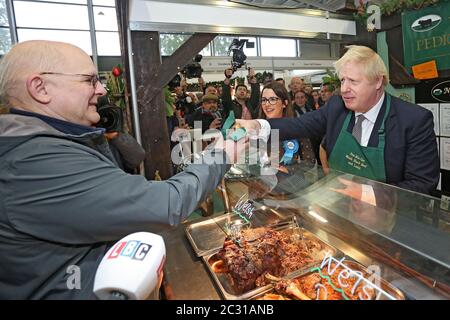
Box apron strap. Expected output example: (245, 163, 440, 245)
(378, 94, 391, 135)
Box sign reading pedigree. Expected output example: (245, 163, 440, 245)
(402, 2, 450, 72)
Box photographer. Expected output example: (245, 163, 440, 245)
(222, 67, 260, 120)
(97, 96, 145, 174)
(169, 76, 196, 129)
(105, 131, 146, 174)
(196, 79, 224, 115)
(189, 94, 224, 133)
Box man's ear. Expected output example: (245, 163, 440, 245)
(26, 74, 51, 104)
(375, 76, 384, 91)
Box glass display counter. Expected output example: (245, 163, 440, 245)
(185, 163, 449, 300)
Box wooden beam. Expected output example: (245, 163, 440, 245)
(155, 33, 217, 88)
(132, 31, 172, 180)
(131, 31, 217, 180)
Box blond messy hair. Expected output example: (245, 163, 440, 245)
(334, 45, 389, 87)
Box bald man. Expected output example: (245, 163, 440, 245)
(288, 76, 304, 100)
(289, 76, 314, 108)
(0, 41, 243, 299)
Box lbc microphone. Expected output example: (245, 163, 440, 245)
(93, 232, 166, 300)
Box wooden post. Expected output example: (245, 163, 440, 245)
(130, 31, 216, 180)
(131, 31, 170, 180)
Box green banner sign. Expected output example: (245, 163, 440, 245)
(402, 2, 450, 72)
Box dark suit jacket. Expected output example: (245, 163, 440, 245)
(293, 103, 313, 116)
(268, 94, 439, 194)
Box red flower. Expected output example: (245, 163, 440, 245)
(112, 66, 122, 77)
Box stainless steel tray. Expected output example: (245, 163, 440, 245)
(202, 253, 271, 300)
(185, 213, 246, 257)
(202, 226, 339, 300)
(185, 211, 297, 257)
(250, 260, 405, 300)
(224, 165, 253, 180)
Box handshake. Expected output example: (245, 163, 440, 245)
(208, 117, 265, 165)
(220, 111, 247, 142)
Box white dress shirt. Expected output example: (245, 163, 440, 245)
(354, 93, 385, 147)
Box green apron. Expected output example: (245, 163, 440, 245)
(328, 95, 391, 182)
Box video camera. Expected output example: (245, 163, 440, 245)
(97, 104, 124, 132)
(228, 39, 249, 72)
(261, 71, 274, 85)
(182, 54, 203, 79)
(168, 74, 182, 90)
(175, 93, 195, 114)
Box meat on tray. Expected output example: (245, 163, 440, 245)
(215, 227, 329, 294)
(269, 262, 377, 300)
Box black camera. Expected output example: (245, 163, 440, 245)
(168, 74, 182, 90)
(228, 39, 248, 72)
(97, 104, 123, 132)
(262, 71, 274, 85)
(183, 54, 203, 79)
(175, 93, 195, 114)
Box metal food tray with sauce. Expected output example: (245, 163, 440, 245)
(250, 260, 405, 300)
(185, 213, 249, 257)
(185, 210, 295, 257)
(202, 226, 339, 300)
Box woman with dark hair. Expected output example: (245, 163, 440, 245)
(311, 89, 322, 110)
(259, 81, 315, 170)
(259, 81, 294, 120)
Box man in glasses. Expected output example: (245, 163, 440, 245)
(0, 40, 245, 299)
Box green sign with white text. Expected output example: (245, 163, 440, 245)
(402, 2, 450, 72)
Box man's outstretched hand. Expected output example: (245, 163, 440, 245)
(211, 132, 248, 164)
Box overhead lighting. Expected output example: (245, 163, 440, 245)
(292, 69, 327, 76)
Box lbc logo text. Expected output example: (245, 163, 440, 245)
(107, 240, 152, 261)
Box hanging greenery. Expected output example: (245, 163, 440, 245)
(322, 69, 340, 93)
(186, 77, 246, 92)
(353, 0, 443, 31)
(379, 0, 441, 15)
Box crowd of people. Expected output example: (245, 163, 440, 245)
(166, 67, 335, 168)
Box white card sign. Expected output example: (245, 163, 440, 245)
(420, 103, 439, 136)
(440, 138, 450, 170)
(439, 104, 450, 137)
